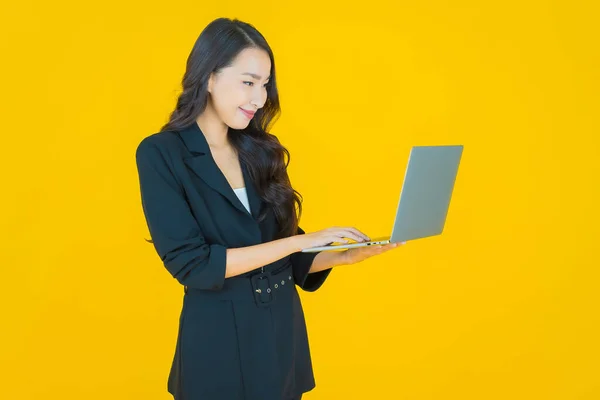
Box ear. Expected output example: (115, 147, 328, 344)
(207, 72, 214, 94)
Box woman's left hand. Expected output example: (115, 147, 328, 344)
(340, 241, 406, 265)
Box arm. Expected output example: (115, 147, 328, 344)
(289, 226, 343, 291)
(309, 251, 348, 273)
(135, 140, 299, 290)
(225, 237, 299, 279)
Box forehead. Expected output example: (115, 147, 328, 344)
(229, 47, 271, 77)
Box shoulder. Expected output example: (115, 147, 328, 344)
(136, 130, 180, 155)
(135, 130, 187, 165)
(135, 130, 189, 189)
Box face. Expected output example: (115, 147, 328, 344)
(207, 47, 272, 130)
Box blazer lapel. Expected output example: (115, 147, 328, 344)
(178, 120, 264, 220)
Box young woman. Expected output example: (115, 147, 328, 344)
(135, 17, 402, 400)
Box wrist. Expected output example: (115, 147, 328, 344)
(336, 250, 350, 265)
(287, 235, 302, 253)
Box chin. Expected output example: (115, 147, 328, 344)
(228, 118, 251, 130)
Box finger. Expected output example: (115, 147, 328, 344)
(328, 236, 349, 244)
(339, 228, 370, 242)
(372, 246, 386, 255)
(371, 244, 393, 254)
(329, 227, 366, 242)
(347, 227, 371, 242)
(334, 231, 366, 243)
(385, 242, 405, 248)
(355, 245, 380, 255)
(329, 227, 370, 242)
(382, 242, 404, 252)
(355, 247, 380, 258)
(363, 245, 382, 253)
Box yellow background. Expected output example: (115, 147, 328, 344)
(1, 1, 599, 399)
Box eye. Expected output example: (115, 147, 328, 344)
(243, 81, 271, 88)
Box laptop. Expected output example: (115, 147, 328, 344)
(301, 145, 464, 252)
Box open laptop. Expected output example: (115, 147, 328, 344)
(301, 145, 464, 252)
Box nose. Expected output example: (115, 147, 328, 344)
(251, 88, 267, 109)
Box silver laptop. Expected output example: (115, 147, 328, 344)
(301, 145, 464, 252)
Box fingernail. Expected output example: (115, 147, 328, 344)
(401, 241, 406, 245)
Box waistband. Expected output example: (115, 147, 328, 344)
(184, 263, 295, 308)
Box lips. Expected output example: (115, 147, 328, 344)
(239, 108, 255, 119)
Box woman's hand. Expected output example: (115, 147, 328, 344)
(340, 241, 406, 265)
(292, 226, 371, 251)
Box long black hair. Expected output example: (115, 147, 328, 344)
(157, 17, 303, 240)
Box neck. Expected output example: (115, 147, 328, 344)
(195, 106, 230, 151)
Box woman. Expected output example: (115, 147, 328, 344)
(135, 17, 402, 400)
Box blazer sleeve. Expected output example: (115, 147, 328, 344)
(135, 139, 227, 291)
(290, 226, 332, 292)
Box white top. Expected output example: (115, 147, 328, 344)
(233, 186, 251, 214)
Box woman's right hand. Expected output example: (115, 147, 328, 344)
(292, 226, 371, 251)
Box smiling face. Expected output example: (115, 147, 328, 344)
(207, 47, 272, 130)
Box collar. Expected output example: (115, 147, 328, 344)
(178, 120, 264, 220)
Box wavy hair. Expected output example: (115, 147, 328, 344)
(153, 17, 303, 241)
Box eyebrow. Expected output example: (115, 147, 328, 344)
(241, 72, 271, 80)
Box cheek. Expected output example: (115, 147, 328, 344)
(211, 86, 251, 127)
(215, 84, 248, 111)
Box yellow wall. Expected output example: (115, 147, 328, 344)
(2, 1, 599, 399)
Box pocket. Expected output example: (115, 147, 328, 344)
(180, 297, 244, 399)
